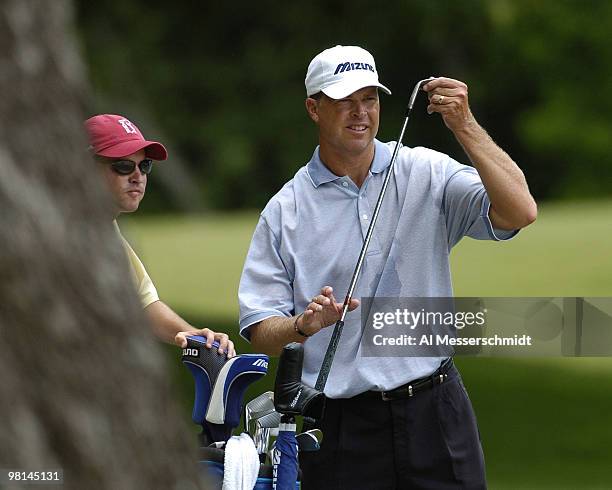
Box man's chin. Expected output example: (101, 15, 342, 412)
(345, 138, 374, 154)
(119, 201, 140, 213)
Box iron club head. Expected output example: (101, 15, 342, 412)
(408, 76, 437, 112)
(296, 430, 322, 452)
(245, 391, 274, 438)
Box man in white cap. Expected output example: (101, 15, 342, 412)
(239, 46, 536, 488)
(86, 114, 235, 356)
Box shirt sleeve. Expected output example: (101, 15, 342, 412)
(442, 163, 518, 248)
(238, 216, 294, 341)
(114, 222, 159, 308)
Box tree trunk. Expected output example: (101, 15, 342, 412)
(0, 1, 206, 489)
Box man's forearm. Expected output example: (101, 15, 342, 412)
(146, 300, 196, 344)
(250, 315, 307, 356)
(453, 120, 537, 230)
(250, 287, 358, 355)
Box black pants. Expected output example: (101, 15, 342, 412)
(299, 366, 486, 489)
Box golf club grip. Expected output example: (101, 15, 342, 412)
(314, 319, 344, 392)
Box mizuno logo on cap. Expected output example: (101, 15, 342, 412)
(334, 62, 375, 75)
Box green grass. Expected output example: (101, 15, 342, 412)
(451, 199, 612, 296)
(457, 357, 612, 490)
(120, 199, 612, 316)
(119, 210, 258, 321)
(122, 200, 612, 489)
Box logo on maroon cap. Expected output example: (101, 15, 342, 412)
(117, 118, 138, 134)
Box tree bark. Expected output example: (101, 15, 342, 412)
(0, 1, 206, 489)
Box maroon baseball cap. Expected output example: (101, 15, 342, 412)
(85, 114, 168, 160)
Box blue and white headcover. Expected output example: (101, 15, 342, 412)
(182, 335, 268, 441)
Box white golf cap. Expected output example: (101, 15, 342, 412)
(305, 45, 391, 99)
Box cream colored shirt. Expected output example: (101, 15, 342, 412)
(114, 221, 159, 308)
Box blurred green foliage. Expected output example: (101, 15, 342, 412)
(75, 0, 612, 211)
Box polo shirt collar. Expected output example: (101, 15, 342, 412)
(306, 139, 392, 188)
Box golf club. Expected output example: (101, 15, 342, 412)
(249, 406, 276, 439)
(313, 77, 436, 394)
(253, 410, 281, 457)
(296, 429, 323, 452)
(245, 391, 274, 438)
(264, 427, 281, 465)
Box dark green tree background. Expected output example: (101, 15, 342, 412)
(75, 0, 612, 211)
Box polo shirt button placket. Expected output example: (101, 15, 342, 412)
(358, 194, 370, 235)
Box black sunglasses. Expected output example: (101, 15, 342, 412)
(109, 159, 153, 175)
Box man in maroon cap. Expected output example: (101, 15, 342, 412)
(85, 114, 235, 356)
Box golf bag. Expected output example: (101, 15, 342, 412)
(270, 342, 325, 490)
(182, 336, 301, 489)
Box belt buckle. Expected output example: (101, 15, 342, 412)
(381, 384, 413, 401)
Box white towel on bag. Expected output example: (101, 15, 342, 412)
(222, 433, 260, 490)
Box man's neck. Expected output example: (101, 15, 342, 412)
(318, 142, 375, 188)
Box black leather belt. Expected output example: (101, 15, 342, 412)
(378, 358, 454, 401)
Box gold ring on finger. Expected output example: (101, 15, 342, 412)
(437, 95, 445, 104)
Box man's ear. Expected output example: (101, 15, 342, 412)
(305, 98, 319, 124)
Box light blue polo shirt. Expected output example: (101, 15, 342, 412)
(239, 139, 516, 398)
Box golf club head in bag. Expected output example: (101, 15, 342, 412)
(296, 429, 323, 452)
(245, 391, 275, 437)
(182, 335, 269, 443)
(245, 392, 281, 462)
(274, 342, 325, 419)
(254, 411, 282, 462)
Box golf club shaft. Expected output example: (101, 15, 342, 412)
(314, 77, 435, 394)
